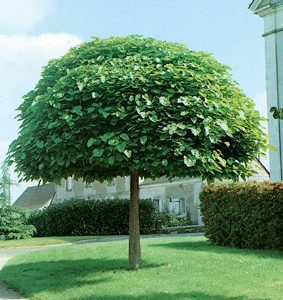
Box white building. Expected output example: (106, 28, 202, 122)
(14, 160, 269, 226)
(249, 0, 283, 181)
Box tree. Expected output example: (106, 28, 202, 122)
(0, 161, 12, 208)
(8, 36, 266, 269)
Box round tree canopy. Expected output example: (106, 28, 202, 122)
(8, 36, 266, 183)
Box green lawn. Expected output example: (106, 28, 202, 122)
(0, 236, 101, 248)
(0, 236, 282, 299)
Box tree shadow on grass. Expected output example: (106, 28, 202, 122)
(0, 258, 164, 295)
(79, 291, 269, 300)
(151, 240, 283, 260)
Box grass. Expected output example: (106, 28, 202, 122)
(0, 236, 282, 299)
(0, 236, 101, 248)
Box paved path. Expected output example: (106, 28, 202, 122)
(0, 233, 203, 299)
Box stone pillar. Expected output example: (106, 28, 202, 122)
(264, 5, 283, 181)
(193, 181, 203, 225)
(250, 1, 283, 181)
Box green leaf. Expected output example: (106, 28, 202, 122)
(149, 113, 158, 123)
(180, 111, 189, 116)
(139, 111, 147, 119)
(161, 159, 168, 166)
(123, 150, 132, 158)
(204, 126, 210, 136)
(103, 111, 110, 118)
(267, 143, 277, 151)
(39, 163, 44, 170)
(62, 113, 72, 122)
(117, 142, 126, 153)
(191, 149, 200, 159)
(217, 120, 229, 131)
(177, 97, 189, 106)
(72, 106, 83, 116)
(87, 138, 95, 148)
(77, 81, 85, 91)
(159, 96, 170, 106)
(183, 156, 196, 167)
(87, 107, 95, 113)
(36, 141, 44, 149)
(108, 156, 115, 165)
(100, 132, 115, 142)
(140, 136, 148, 145)
(101, 76, 106, 83)
(209, 136, 218, 144)
(120, 133, 129, 141)
(177, 123, 186, 130)
(92, 148, 104, 157)
(108, 139, 119, 146)
(190, 128, 201, 136)
(57, 159, 65, 166)
(92, 92, 98, 98)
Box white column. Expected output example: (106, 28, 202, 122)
(263, 6, 283, 181)
(193, 181, 203, 225)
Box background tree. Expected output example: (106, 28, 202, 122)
(0, 161, 12, 208)
(8, 36, 266, 269)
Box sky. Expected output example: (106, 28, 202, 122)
(0, 0, 267, 202)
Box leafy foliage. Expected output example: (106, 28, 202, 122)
(0, 206, 36, 240)
(156, 211, 192, 228)
(0, 161, 12, 207)
(200, 182, 283, 250)
(8, 36, 266, 183)
(270, 107, 283, 119)
(28, 198, 158, 236)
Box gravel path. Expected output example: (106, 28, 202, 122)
(0, 232, 204, 299)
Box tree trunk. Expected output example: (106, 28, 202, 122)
(128, 171, 141, 270)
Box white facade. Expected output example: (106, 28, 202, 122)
(54, 176, 204, 225)
(53, 160, 269, 226)
(250, 0, 283, 181)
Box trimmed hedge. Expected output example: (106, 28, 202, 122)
(28, 198, 158, 236)
(200, 182, 283, 250)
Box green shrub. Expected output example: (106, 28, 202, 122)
(0, 206, 36, 240)
(28, 198, 158, 236)
(200, 182, 283, 250)
(156, 211, 192, 228)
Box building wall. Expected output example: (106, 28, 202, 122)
(53, 162, 267, 224)
(54, 176, 202, 224)
(55, 178, 97, 202)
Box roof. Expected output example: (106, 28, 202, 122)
(13, 183, 56, 210)
(140, 176, 198, 187)
(249, 0, 270, 9)
(249, 0, 283, 14)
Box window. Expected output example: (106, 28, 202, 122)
(85, 182, 92, 188)
(154, 198, 160, 212)
(170, 198, 186, 215)
(65, 177, 72, 192)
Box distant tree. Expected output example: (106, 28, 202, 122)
(8, 36, 266, 269)
(0, 161, 12, 207)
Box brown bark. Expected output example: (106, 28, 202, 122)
(128, 171, 141, 270)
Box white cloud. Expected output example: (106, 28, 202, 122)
(0, 0, 54, 33)
(0, 33, 82, 116)
(0, 33, 82, 202)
